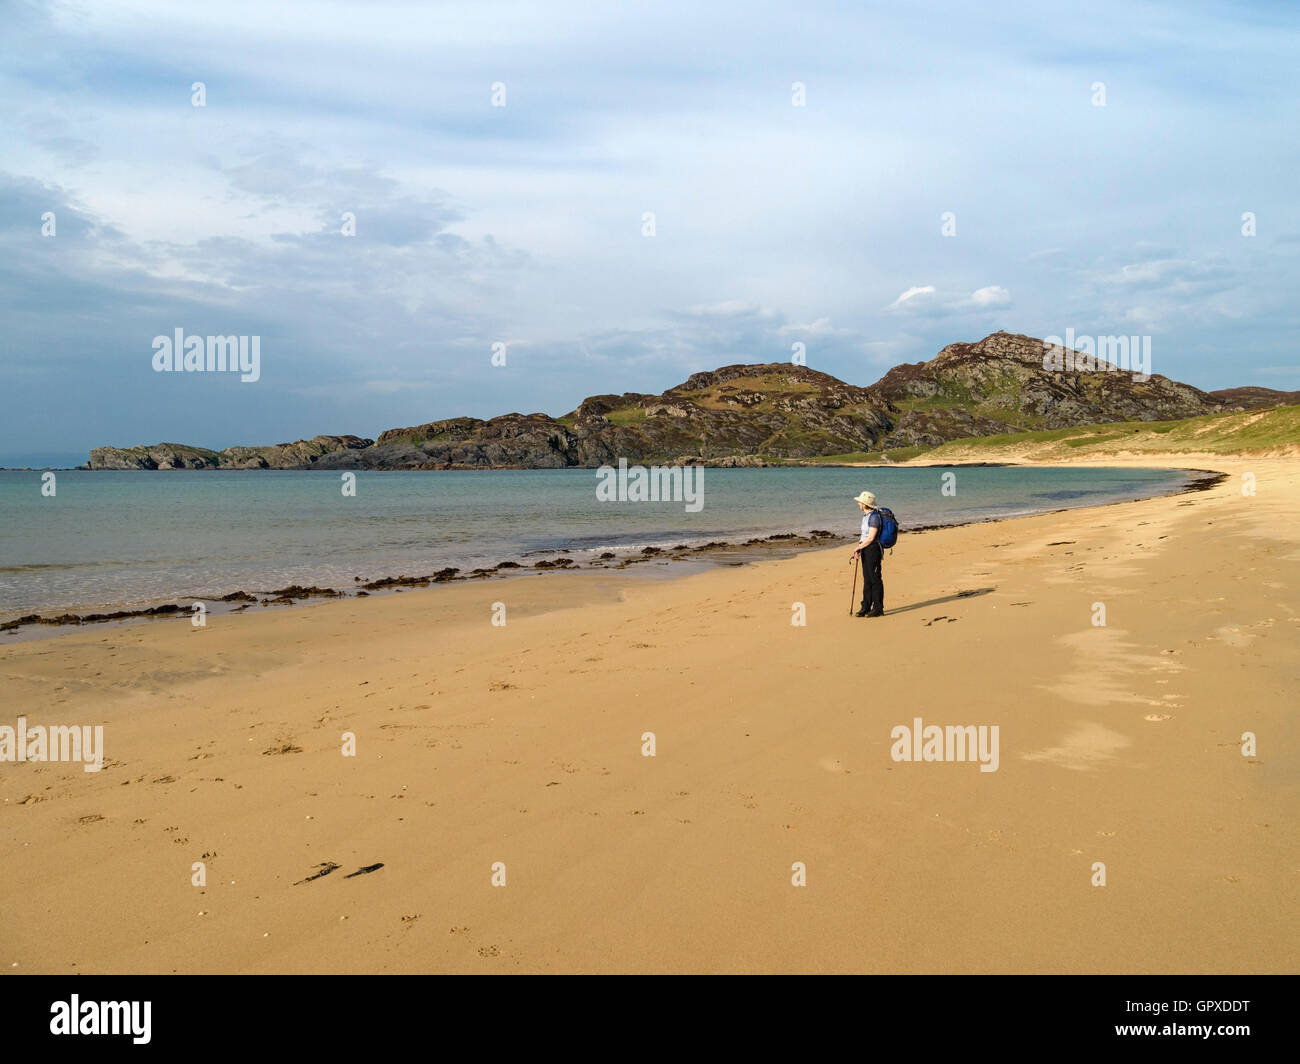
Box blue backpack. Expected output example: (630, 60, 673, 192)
(874, 507, 899, 549)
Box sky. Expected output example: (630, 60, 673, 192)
(1, 0, 1298, 463)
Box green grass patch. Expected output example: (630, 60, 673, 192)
(920, 405, 1300, 459)
(891, 396, 967, 413)
(156, 443, 224, 458)
(604, 407, 646, 425)
(775, 444, 934, 465)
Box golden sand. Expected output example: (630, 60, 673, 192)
(1, 457, 1296, 973)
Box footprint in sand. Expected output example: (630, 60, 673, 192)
(1144, 713, 1172, 722)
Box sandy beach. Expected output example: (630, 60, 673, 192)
(1, 456, 1296, 974)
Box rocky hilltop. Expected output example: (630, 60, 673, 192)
(314, 363, 894, 469)
(86, 332, 1245, 469)
(871, 332, 1224, 447)
(88, 435, 372, 470)
(1207, 386, 1300, 410)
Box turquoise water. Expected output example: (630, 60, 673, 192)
(0, 466, 1199, 617)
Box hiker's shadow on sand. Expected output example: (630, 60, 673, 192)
(886, 587, 996, 616)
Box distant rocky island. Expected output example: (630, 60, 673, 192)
(85, 331, 1294, 470)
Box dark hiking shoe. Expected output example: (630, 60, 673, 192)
(854, 609, 869, 617)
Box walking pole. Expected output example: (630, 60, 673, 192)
(849, 552, 859, 616)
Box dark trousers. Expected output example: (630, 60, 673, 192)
(859, 542, 884, 614)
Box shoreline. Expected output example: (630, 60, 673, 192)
(0, 465, 1222, 638)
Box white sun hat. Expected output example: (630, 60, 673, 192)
(854, 491, 876, 507)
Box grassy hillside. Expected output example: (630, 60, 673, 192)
(773, 405, 1300, 465)
(914, 404, 1300, 461)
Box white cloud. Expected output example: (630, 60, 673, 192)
(970, 285, 1011, 307)
(1115, 259, 1180, 284)
(887, 285, 1011, 315)
(777, 317, 839, 338)
(889, 285, 936, 308)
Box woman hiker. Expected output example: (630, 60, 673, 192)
(851, 490, 885, 617)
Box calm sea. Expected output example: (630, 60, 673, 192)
(0, 466, 1199, 618)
